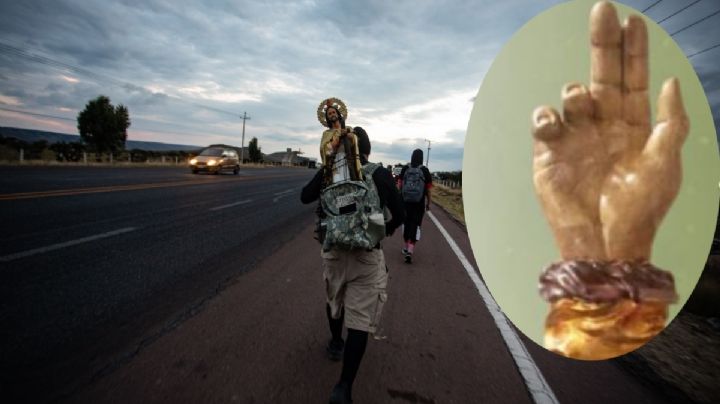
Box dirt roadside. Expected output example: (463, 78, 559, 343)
(433, 185, 720, 404)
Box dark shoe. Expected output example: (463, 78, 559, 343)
(326, 338, 344, 361)
(404, 253, 412, 264)
(329, 382, 352, 404)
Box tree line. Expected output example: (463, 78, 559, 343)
(0, 134, 198, 162)
(434, 171, 462, 185)
(0, 95, 264, 163)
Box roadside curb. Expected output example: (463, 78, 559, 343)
(432, 200, 467, 234)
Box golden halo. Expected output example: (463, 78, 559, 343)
(317, 97, 347, 127)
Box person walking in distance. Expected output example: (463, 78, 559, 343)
(301, 110, 404, 403)
(399, 149, 433, 263)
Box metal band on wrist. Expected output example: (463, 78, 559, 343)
(538, 260, 678, 304)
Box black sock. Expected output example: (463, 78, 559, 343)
(327, 304, 344, 342)
(340, 328, 368, 391)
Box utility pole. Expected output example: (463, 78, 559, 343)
(240, 111, 251, 164)
(424, 139, 431, 168)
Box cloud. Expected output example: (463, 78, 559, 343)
(60, 74, 79, 83)
(0, 0, 717, 171)
(0, 94, 22, 106)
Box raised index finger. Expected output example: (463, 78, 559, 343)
(590, 1, 622, 120)
(622, 15, 650, 127)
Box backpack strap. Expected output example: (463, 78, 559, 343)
(361, 162, 380, 180)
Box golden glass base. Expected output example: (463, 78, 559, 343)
(544, 298, 668, 360)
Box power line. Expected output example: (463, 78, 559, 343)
(643, 0, 663, 13)
(670, 9, 720, 36)
(0, 106, 75, 121)
(687, 42, 720, 58)
(657, 0, 701, 24)
(0, 43, 141, 92)
(0, 41, 239, 117)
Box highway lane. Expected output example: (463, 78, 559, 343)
(68, 196, 682, 404)
(0, 165, 318, 402)
(0, 165, 703, 403)
(0, 167, 312, 253)
(0, 165, 229, 194)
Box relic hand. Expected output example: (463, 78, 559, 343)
(590, 3, 689, 261)
(531, 1, 688, 261)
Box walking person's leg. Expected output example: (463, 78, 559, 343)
(323, 249, 347, 361)
(413, 202, 426, 248)
(402, 202, 413, 256)
(326, 304, 345, 360)
(330, 328, 367, 402)
(329, 249, 388, 404)
(404, 203, 422, 262)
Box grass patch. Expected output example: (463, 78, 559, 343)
(432, 183, 464, 226)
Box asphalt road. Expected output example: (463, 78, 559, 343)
(0, 165, 317, 403)
(0, 165, 701, 403)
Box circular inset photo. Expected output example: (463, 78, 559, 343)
(463, 0, 719, 360)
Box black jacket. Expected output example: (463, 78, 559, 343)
(300, 165, 405, 236)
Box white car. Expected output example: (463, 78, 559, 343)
(189, 147, 240, 175)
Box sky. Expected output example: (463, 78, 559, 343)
(0, 0, 718, 171)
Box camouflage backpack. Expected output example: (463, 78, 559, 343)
(320, 163, 385, 251)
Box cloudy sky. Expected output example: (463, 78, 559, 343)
(0, 0, 718, 171)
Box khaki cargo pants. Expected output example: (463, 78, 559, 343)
(322, 247, 388, 334)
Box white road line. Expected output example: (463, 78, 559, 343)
(428, 211, 559, 404)
(0, 227, 137, 263)
(209, 199, 252, 211)
(272, 189, 294, 203)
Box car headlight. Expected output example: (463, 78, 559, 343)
(207, 159, 217, 166)
(190, 158, 197, 165)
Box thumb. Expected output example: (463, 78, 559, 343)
(644, 78, 689, 157)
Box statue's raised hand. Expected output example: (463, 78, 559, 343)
(589, 4, 689, 261)
(532, 1, 688, 261)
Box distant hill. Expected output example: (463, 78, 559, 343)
(0, 127, 203, 152)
